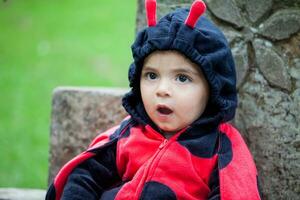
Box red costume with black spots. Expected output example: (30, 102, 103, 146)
(46, 1, 262, 199)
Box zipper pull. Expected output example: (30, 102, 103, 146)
(159, 139, 168, 149)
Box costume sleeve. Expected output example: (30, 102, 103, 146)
(45, 118, 133, 200)
(60, 140, 121, 200)
(207, 163, 220, 200)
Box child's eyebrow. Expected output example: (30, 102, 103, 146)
(142, 66, 158, 71)
(172, 68, 199, 76)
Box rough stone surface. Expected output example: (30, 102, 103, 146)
(232, 43, 249, 88)
(234, 70, 300, 199)
(273, 0, 300, 9)
(259, 9, 300, 41)
(206, 0, 245, 28)
(253, 39, 291, 92)
(278, 32, 300, 60)
(245, 0, 273, 23)
(222, 27, 242, 45)
(290, 59, 300, 79)
(0, 188, 46, 200)
(49, 87, 128, 184)
(290, 58, 300, 88)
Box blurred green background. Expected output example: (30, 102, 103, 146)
(0, 0, 136, 189)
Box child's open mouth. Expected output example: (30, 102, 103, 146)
(157, 105, 173, 115)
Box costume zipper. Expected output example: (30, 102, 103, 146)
(134, 138, 169, 199)
(159, 139, 168, 149)
(133, 126, 187, 199)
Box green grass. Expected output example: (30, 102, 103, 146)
(0, 0, 136, 189)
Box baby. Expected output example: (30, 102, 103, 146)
(46, 1, 261, 199)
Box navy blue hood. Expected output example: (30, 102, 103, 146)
(122, 8, 237, 132)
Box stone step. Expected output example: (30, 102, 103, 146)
(0, 188, 46, 200)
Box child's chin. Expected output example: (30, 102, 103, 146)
(160, 127, 179, 134)
(155, 121, 183, 133)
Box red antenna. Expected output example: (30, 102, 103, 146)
(145, 0, 157, 26)
(185, 0, 206, 28)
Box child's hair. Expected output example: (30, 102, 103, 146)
(122, 0, 237, 127)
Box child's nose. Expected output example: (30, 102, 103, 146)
(156, 79, 171, 97)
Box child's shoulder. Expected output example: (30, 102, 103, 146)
(218, 122, 250, 152)
(88, 116, 133, 149)
(219, 122, 240, 136)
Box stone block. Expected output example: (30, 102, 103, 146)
(253, 39, 291, 92)
(206, 0, 245, 28)
(244, 0, 273, 23)
(48, 87, 128, 184)
(259, 9, 300, 41)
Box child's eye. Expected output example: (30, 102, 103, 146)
(146, 72, 157, 80)
(176, 74, 191, 83)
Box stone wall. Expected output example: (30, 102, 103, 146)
(136, 0, 300, 199)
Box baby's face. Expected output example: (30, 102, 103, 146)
(140, 50, 210, 136)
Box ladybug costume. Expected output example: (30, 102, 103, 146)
(46, 1, 261, 199)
